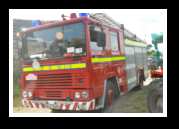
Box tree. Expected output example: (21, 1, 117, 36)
(146, 44, 153, 50)
(151, 32, 163, 44)
(151, 32, 163, 65)
(147, 50, 157, 57)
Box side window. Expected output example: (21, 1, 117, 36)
(110, 32, 119, 51)
(90, 25, 105, 51)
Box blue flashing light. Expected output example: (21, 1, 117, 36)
(79, 13, 89, 17)
(32, 20, 41, 27)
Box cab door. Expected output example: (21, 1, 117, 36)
(109, 30, 121, 76)
(89, 24, 108, 98)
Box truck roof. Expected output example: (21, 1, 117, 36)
(19, 13, 147, 45)
(20, 16, 122, 34)
(20, 17, 85, 34)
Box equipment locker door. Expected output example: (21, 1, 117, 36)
(142, 47, 148, 77)
(125, 46, 137, 91)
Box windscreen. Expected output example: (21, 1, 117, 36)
(22, 22, 86, 59)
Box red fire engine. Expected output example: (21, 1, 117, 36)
(17, 13, 148, 112)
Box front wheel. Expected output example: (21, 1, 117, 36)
(103, 81, 114, 113)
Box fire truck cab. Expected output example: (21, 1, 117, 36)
(17, 14, 146, 112)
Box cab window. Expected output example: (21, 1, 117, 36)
(89, 25, 105, 52)
(110, 32, 119, 51)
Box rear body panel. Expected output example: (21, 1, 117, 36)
(124, 40, 148, 91)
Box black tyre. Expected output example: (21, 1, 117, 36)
(147, 86, 163, 113)
(103, 81, 114, 113)
(111, 78, 120, 99)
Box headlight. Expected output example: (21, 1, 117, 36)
(22, 91, 33, 98)
(81, 91, 88, 99)
(28, 91, 32, 97)
(22, 91, 28, 98)
(74, 92, 80, 99)
(119, 78, 123, 83)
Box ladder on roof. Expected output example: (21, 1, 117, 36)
(90, 13, 144, 42)
(90, 13, 120, 29)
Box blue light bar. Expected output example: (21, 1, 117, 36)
(32, 20, 41, 27)
(79, 13, 89, 17)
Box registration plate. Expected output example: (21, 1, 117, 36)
(47, 101, 72, 109)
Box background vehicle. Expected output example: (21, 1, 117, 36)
(147, 59, 163, 113)
(147, 79, 163, 113)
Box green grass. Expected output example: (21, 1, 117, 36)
(13, 83, 20, 96)
(13, 95, 22, 107)
(13, 77, 22, 107)
(128, 90, 148, 112)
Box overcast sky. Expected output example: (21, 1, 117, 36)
(10, 9, 166, 50)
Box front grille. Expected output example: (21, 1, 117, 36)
(26, 73, 87, 99)
(36, 73, 73, 87)
(26, 73, 87, 88)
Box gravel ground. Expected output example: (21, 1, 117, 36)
(13, 107, 51, 113)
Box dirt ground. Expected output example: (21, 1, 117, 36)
(13, 78, 161, 113)
(112, 78, 161, 113)
(113, 86, 147, 112)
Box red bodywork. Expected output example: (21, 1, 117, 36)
(19, 17, 128, 110)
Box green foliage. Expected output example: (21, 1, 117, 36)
(151, 33, 163, 44)
(146, 44, 153, 50)
(13, 72, 21, 107)
(147, 50, 157, 56)
(13, 70, 20, 97)
(14, 83, 20, 97)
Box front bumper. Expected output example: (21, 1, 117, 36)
(22, 99, 95, 111)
